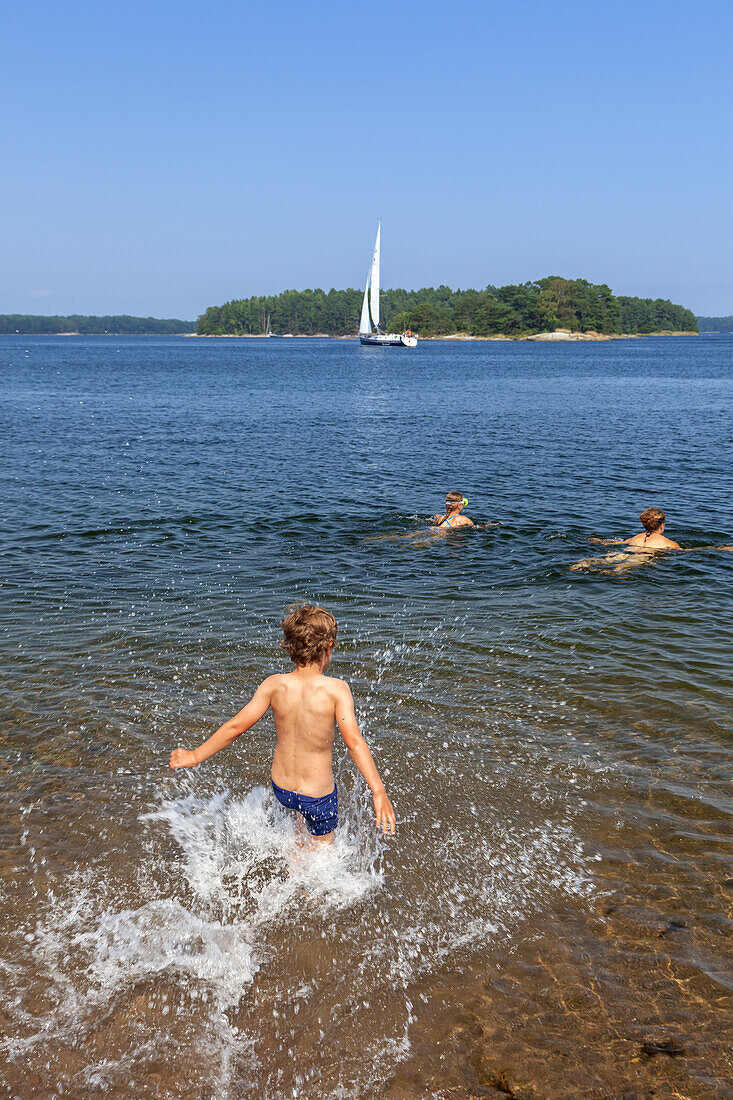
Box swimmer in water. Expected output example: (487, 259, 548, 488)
(431, 492, 474, 530)
(588, 506, 733, 552)
(604, 507, 680, 550)
(570, 506, 733, 572)
(571, 507, 680, 571)
(363, 492, 496, 543)
(169, 604, 396, 846)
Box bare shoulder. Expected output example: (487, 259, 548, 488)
(457, 515, 474, 527)
(264, 672, 289, 686)
(325, 675, 353, 699)
(319, 677, 353, 714)
(261, 672, 288, 695)
(663, 538, 682, 550)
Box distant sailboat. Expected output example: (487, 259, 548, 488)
(265, 314, 281, 338)
(359, 222, 418, 347)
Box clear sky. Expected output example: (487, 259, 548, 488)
(2, 0, 731, 319)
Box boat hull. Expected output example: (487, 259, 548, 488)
(359, 333, 418, 348)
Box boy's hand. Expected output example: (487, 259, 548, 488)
(169, 748, 198, 769)
(373, 789, 396, 835)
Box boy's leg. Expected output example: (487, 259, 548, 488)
(292, 812, 334, 857)
(294, 811, 308, 844)
(308, 831, 334, 848)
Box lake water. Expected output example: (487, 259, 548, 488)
(1, 334, 731, 1099)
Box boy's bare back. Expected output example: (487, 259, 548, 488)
(265, 670, 353, 797)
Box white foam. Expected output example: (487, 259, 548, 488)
(143, 781, 385, 925)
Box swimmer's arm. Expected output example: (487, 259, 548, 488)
(169, 677, 276, 768)
(334, 682, 396, 835)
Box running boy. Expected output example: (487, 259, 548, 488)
(169, 604, 396, 844)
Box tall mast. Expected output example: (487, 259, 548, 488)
(369, 220, 381, 331)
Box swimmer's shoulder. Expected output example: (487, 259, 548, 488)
(622, 533, 681, 551)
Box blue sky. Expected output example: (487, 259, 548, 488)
(2, 0, 731, 319)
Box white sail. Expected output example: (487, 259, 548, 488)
(359, 275, 371, 334)
(357, 220, 417, 346)
(369, 222, 380, 330)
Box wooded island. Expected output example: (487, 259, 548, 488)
(696, 316, 733, 332)
(0, 315, 195, 335)
(196, 277, 698, 337)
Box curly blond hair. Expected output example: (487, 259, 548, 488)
(280, 603, 337, 666)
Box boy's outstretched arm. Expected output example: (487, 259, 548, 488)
(335, 682, 396, 835)
(169, 678, 275, 769)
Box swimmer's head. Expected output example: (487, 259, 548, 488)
(445, 491, 467, 513)
(640, 507, 665, 533)
(280, 603, 337, 667)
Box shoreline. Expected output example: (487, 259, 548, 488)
(8, 329, 697, 339)
(186, 330, 700, 341)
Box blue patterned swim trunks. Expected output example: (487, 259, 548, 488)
(271, 780, 338, 836)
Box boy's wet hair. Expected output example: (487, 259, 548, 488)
(639, 507, 665, 533)
(280, 603, 337, 666)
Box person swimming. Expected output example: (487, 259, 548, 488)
(572, 507, 733, 571)
(571, 507, 682, 572)
(431, 492, 474, 530)
(619, 507, 681, 551)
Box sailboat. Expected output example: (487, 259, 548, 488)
(359, 222, 418, 347)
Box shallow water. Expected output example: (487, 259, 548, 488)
(1, 334, 732, 1098)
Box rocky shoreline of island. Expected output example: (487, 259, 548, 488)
(434, 328, 699, 341)
(185, 329, 698, 341)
